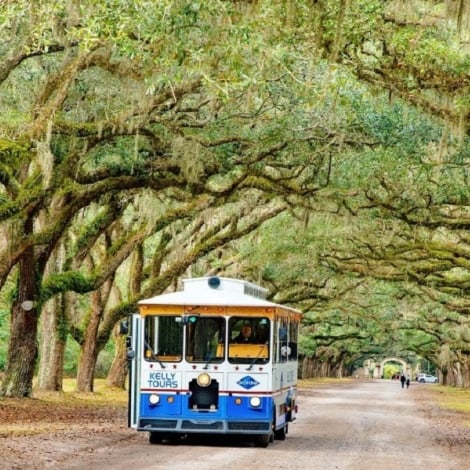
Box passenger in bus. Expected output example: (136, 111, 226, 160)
(232, 322, 256, 343)
(255, 323, 269, 343)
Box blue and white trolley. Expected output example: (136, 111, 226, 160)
(125, 276, 302, 447)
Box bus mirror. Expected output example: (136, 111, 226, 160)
(119, 320, 128, 335)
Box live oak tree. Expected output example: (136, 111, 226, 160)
(232, 1, 470, 385)
(1, 0, 470, 396)
(301, 0, 470, 384)
(0, 0, 335, 396)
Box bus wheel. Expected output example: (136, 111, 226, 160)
(149, 432, 163, 444)
(255, 433, 271, 448)
(274, 424, 287, 440)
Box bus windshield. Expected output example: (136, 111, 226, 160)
(144, 315, 183, 362)
(143, 314, 272, 365)
(185, 316, 225, 363)
(228, 317, 270, 364)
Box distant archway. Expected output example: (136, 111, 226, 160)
(362, 357, 412, 378)
(379, 357, 410, 378)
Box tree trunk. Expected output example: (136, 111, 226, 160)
(105, 246, 142, 389)
(75, 291, 102, 392)
(37, 297, 66, 391)
(106, 324, 128, 389)
(0, 304, 39, 397)
(0, 235, 39, 398)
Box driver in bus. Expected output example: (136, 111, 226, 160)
(232, 322, 256, 343)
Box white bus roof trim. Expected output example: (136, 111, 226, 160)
(138, 276, 300, 312)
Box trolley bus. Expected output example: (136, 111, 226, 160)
(124, 276, 302, 447)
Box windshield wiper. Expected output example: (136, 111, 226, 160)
(246, 343, 268, 371)
(203, 352, 213, 370)
(145, 341, 166, 369)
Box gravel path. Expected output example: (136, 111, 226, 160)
(1, 379, 469, 469)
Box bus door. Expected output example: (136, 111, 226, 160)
(127, 313, 142, 429)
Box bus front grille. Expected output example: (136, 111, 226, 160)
(228, 422, 270, 431)
(139, 419, 178, 429)
(181, 420, 223, 430)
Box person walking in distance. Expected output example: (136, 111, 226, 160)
(406, 375, 410, 388)
(400, 373, 406, 388)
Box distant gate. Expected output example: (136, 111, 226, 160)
(363, 357, 412, 378)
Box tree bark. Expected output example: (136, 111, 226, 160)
(0, 220, 39, 397)
(37, 297, 66, 391)
(106, 247, 142, 389)
(75, 291, 102, 392)
(106, 324, 128, 389)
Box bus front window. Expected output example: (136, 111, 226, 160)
(185, 316, 225, 363)
(144, 315, 183, 362)
(228, 317, 270, 364)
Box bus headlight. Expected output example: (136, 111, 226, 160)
(197, 372, 211, 387)
(149, 394, 160, 406)
(249, 396, 261, 408)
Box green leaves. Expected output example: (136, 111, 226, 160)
(0, 0, 469, 388)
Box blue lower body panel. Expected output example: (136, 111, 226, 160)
(138, 393, 272, 435)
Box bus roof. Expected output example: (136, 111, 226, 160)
(138, 276, 301, 315)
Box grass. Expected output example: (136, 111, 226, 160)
(298, 376, 355, 387)
(429, 385, 470, 427)
(23, 378, 129, 407)
(58, 378, 128, 404)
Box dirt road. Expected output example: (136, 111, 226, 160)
(2, 379, 469, 469)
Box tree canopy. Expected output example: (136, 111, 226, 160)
(0, 0, 470, 396)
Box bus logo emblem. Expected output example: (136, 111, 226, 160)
(237, 376, 259, 389)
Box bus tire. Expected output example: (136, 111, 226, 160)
(149, 432, 163, 444)
(274, 424, 287, 440)
(256, 433, 271, 448)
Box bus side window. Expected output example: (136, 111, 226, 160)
(255, 322, 269, 343)
(288, 322, 298, 361)
(288, 341, 297, 359)
(279, 325, 288, 362)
